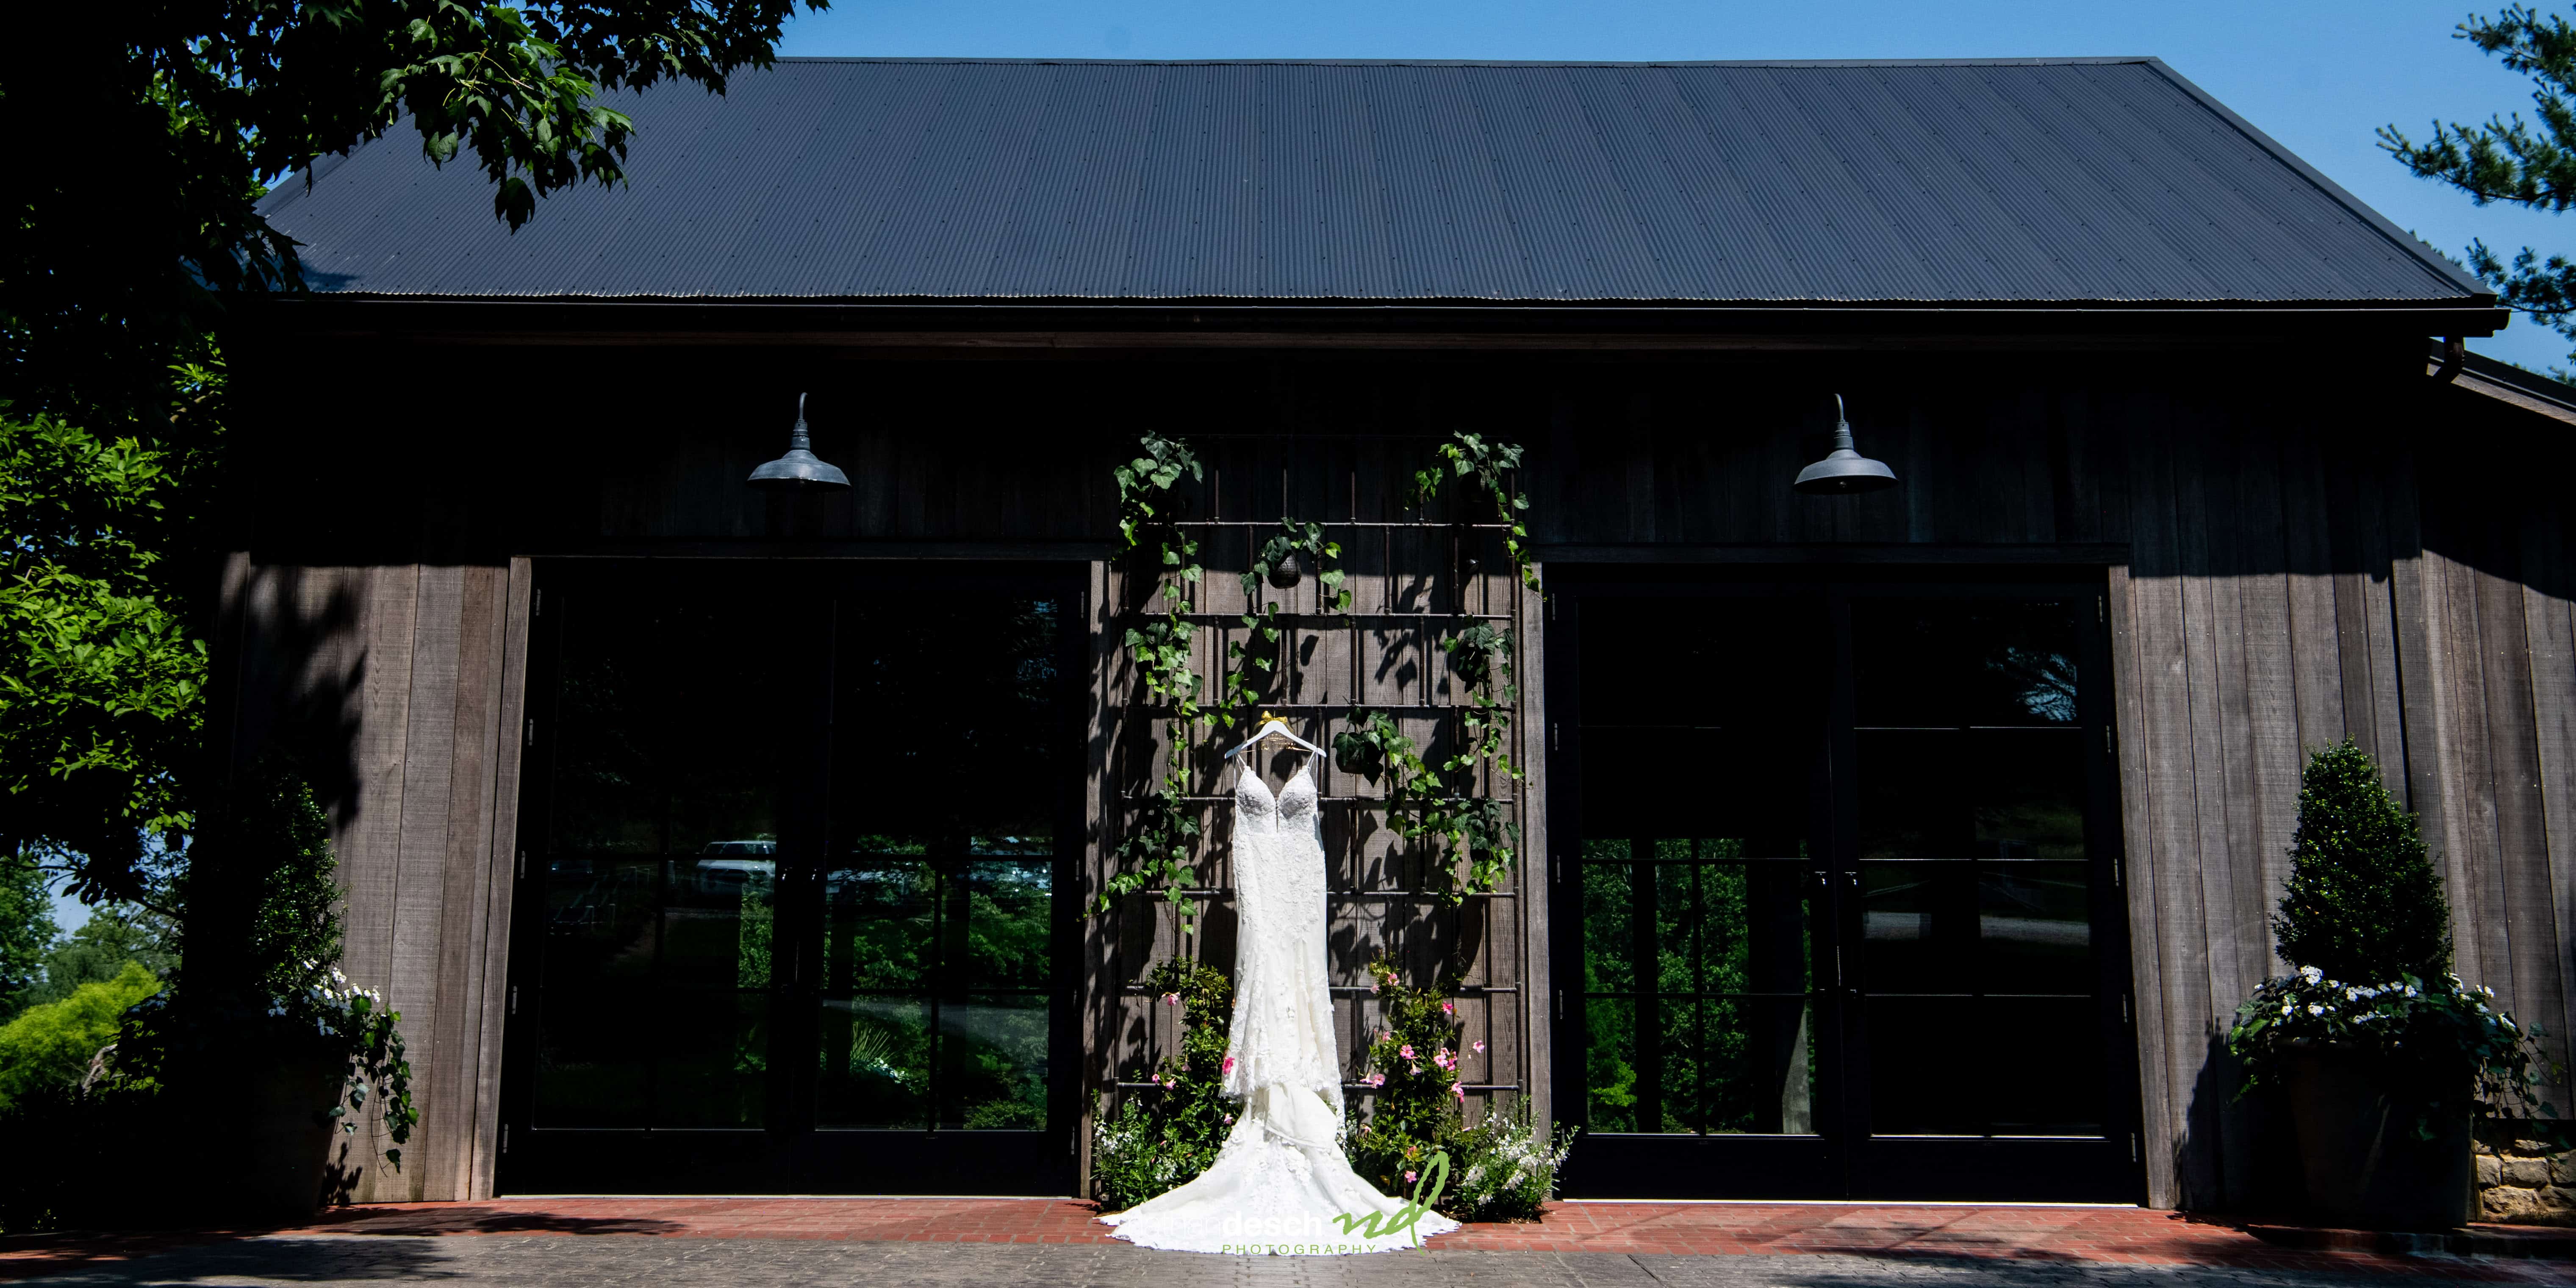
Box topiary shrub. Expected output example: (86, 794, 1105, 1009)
(2229, 740, 2555, 1132)
(1091, 957, 1234, 1210)
(2271, 740, 2451, 983)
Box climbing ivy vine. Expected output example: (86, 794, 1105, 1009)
(1098, 433, 1208, 924)
(1412, 430, 1539, 593)
(1101, 430, 1533, 921)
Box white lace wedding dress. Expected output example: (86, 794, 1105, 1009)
(1100, 753, 1459, 1255)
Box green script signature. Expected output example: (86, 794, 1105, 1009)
(1331, 1152, 1449, 1249)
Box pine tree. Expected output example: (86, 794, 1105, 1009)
(2383, 6, 2576, 374)
(2272, 740, 2453, 983)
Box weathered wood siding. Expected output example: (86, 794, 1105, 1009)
(214, 556, 531, 1202)
(222, 341, 2574, 1209)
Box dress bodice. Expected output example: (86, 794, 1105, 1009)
(1232, 759, 1319, 833)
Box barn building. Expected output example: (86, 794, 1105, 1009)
(223, 57, 2574, 1213)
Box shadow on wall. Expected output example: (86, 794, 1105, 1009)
(216, 565, 367, 841)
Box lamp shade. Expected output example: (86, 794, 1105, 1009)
(1793, 394, 1897, 495)
(748, 392, 851, 491)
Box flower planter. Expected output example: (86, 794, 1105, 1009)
(200, 1052, 347, 1221)
(2285, 1046, 2471, 1230)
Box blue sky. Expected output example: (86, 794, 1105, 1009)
(776, 0, 2576, 372)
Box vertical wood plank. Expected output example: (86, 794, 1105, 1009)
(464, 558, 534, 1199)
(2119, 392, 2222, 1207)
(2106, 562, 2178, 1209)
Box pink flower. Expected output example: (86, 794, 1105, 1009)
(1162, 992, 1180, 1006)
(1452, 1083, 1467, 1100)
(1223, 1114, 1234, 1124)
(1367, 1072, 1386, 1087)
(1404, 1170, 1417, 1183)
(1472, 1040, 1486, 1053)
(1369, 980, 1380, 993)
(1222, 1055, 1236, 1074)
(1379, 1030, 1394, 1043)
(1410, 1064, 1422, 1075)
(1398, 1044, 1415, 1060)
(1441, 1001, 1455, 1016)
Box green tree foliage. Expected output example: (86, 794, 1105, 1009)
(0, 852, 55, 1021)
(27, 906, 180, 1009)
(2383, 6, 2576, 371)
(2, 0, 829, 418)
(174, 760, 341, 1002)
(1, 1, 824, 911)
(0, 962, 160, 1110)
(0, 411, 205, 906)
(2273, 740, 2454, 981)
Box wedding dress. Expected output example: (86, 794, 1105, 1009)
(1100, 753, 1459, 1255)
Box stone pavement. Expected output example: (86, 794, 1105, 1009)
(5, 1200, 2573, 1285)
(8, 1236, 2576, 1287)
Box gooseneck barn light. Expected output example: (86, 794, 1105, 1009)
(747, 392, 851, 491)
(1793, 393, 1898, 495)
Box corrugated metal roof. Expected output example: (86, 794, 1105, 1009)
(258, 57, 2488, 306)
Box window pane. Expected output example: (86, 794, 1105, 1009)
(1852, 600, 2080, 728)
(542, 859, 658, 981)
(549, 594, 785, 854)
(1865, 997, 2106, 1138)
(1701, 996, 1819, 1135)
(1864, 997, 1982, 1135)
(1856, 729, 2087, 861)
(652, 991, 768, 1129)
(822, 861, 934, 993)
(1979, 863, 2094, 993)
(816, 997, 931, 1129)
(959, 858, 1052, 991)
(1980, 997, 2107, 1136)
(1580, 857, 1634, 994)
(662, 859, 774, 989)
(942, 994, 1050, 1130)
(532, 991, 650, 1127)
(1861, 861, 1977, 994)
(1585, 996, 1641, 1132)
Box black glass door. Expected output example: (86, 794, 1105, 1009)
(499, 561, 1082, 1195)
(1549, 573, 2142, 1202)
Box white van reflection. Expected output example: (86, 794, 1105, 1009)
(695, 841, 776, 892)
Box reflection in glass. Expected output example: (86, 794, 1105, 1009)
(1850, 597, 2106, 1141)
(943, 994, 1050, 1130)
(817, 997, 930, 1129)
(1852, 600, 2080, 728)
(817, 598, 1063, 1134)
(533, 858, 774, 1128)
(1580, 842, 1815, 1136)
(548, 592, 785, 855)
(1978, 863, 2093, 992)
(1856, 729, 2085, 860)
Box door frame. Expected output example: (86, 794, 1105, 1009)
(1543, 564, 2146, 1202)
(494, 558, 1089, 1195)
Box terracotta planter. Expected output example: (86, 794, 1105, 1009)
(2284, 1046, 2471, 1230)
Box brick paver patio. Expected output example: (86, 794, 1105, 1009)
(6, 1197, 2576, 1282)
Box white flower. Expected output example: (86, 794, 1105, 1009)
(2299, 966, 2324, 983)
(2307, 1004, 2327, 1016)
